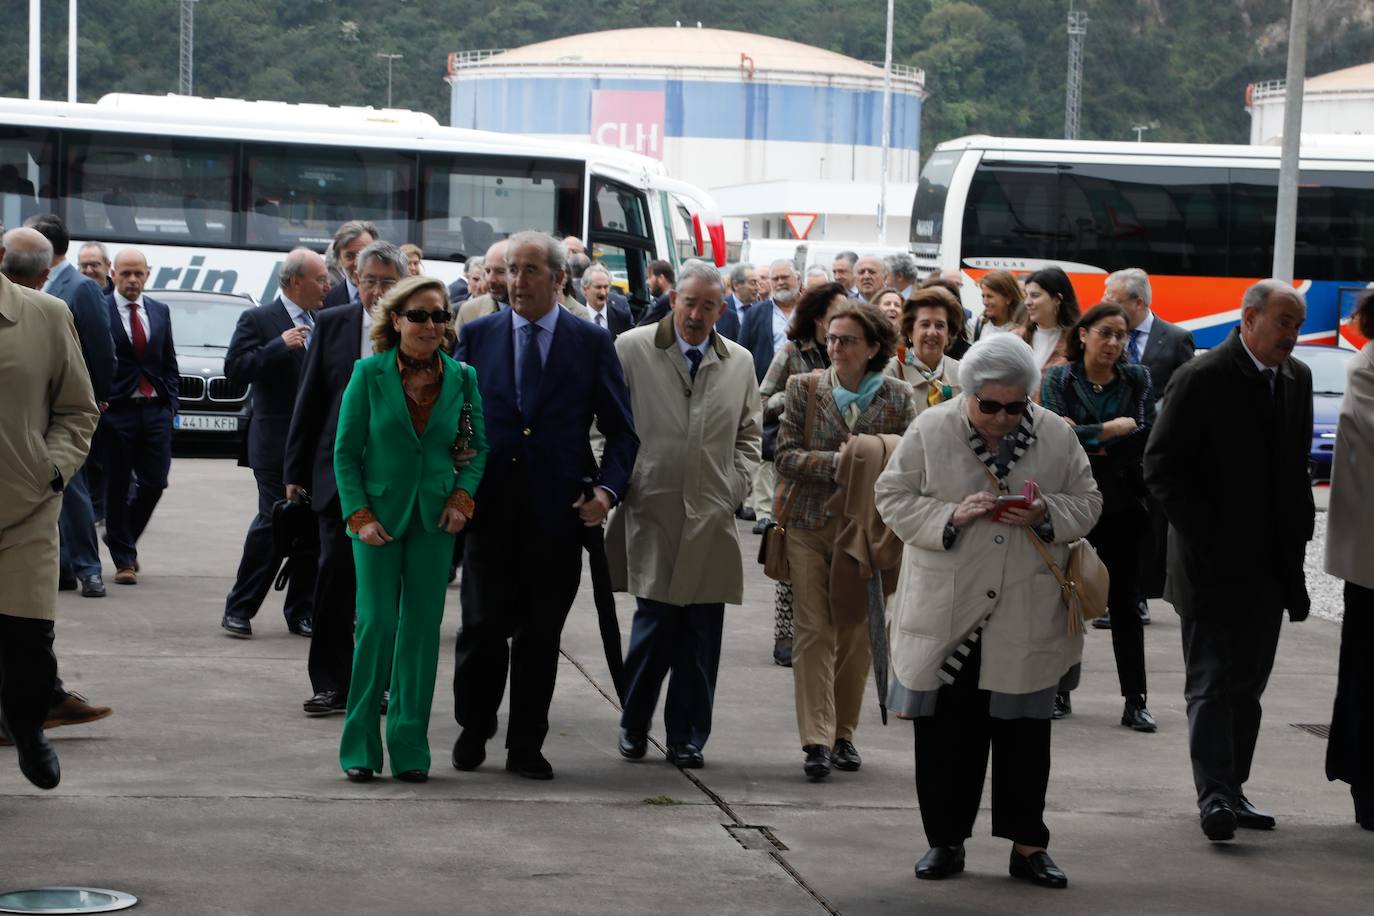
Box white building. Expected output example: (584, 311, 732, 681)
(1247, 60, 1374, 144)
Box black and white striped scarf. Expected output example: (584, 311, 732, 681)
(936, 412, 1037, 686)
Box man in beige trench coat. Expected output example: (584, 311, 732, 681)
(606, 259, 761, 769)
(0, 245, 101, 789)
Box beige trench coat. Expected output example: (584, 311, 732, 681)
(606, 316, 761, 606)
(0, 274, 100, 620)
(1325, 341, 1374, 589)
(874, 397, 1102, 695)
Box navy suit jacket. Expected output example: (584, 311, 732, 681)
(285, 301, 366, 510)
(226, 298, 309, 472)
(1140, 316, 1195, 405)
(448, 276, 471, 305)
(456, 306, 638, 537)
(105, 293, 179, 406)
(322, 281, 354, 309)
(589, 299, 634, 337)
(47, 262, 115, 401)
(739, 298, 779, 381)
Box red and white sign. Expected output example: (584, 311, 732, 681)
(785, 212, 818, 240)
(590, 90, 666, 160)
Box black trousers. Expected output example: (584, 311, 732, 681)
(619, 598, 725, 749)
(86, 419, 110, 523)
(1180, 606, 1283, 810)
(453, 483, 582, 753)
(223, 467, 318, 625)
(307, 503, 357, 695)
(1088, 511, 1147, 698)
(913, 642, 1053, 848)
(0, 614, 57, 739)
(1328, 582, 1374, 800)
(102, 401, 173, 569)
(1139, 493, 1170, 601)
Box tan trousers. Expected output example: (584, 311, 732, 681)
(786, 515, 871, 749)
(748, 460, 777, 518)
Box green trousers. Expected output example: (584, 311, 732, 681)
(338, 511, 455, 776)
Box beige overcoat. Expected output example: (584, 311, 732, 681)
(606, 316, 761, 606)
(1325, 341, 1374, 589)
(0, 273, 100, 620)
(874, 397, 1102, 695)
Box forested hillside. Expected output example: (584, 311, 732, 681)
(3, 0, 1372, 153)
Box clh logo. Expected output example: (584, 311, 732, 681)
(590, 91, 666, 161)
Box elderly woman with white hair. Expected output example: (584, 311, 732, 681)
(874, 334, 1102, 889)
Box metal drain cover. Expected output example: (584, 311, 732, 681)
(0, 888, 138, 914)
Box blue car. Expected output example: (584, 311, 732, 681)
(1294, 344, 1356, 481)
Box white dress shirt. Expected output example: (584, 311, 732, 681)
(114, 290, 153, 344)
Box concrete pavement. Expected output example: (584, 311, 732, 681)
(1, 458, 1368, 915)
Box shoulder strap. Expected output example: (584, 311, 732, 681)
(776, 373, 821, 528)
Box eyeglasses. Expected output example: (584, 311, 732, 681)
(974, 395, 1030, 416)
(358, 277, 399, 290)
(402, 308, 452, 325)
(825, 333, 865, 348)
(1090, 327, 1129, 343)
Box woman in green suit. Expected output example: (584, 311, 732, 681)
(335, 275, 488, 783)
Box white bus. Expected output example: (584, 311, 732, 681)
(911, 135, 1374, 348)
(0, 93, 724, 307)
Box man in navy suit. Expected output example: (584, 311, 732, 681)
(25, 216, 114, 598)
(103, 248, 179, 585)
(321, 220, 378, 309)
(724, 263, 759, 323)
(581, 262, 635, 337)
(453, 231, 638, 780)
(220, 249, 327, 639)
(285, 240, 406, 715)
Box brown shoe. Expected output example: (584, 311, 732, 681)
(46, 691, 113, 729)
(114, 566, 136, 585)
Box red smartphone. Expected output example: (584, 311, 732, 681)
(992, 479, 1038, 521)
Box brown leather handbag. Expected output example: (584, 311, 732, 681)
(758, 374, 820, 581)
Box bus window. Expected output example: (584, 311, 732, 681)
(245, 144, 412, 248)
(1227, 170, 1277, 279)
(0, 127, 55, 230)
(592, 179, 651, 239)
(910, 150, 959, 249)
(419, 155, 581, 260)
(591, 242, 650, 308)
(1293, 171, 1374, 281)
(64, 133, 234, 244)
(961, 163, 1059, 263)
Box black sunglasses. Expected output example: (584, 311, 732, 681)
(974, 395, 1030, 416)
(402, 308, 452, 325)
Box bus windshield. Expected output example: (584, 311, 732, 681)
(910, 151, 960, 247)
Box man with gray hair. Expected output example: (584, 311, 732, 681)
(833, 251, 859, 298)
(582, 262, 632, 336)
(884, 252, 919, 298)
(608, 258, 761, 768)
(0, 226, 54, 287)
(1144, 279, 1314, 844)
(322, 220, 380, 308)
(854, 255, 884, 301)
(725, 262, 758, 320)
(220, 248, 328, 639)
(804, 264, 832, 289)
(1101, 266, 1195, 628)
(77, 241, 113, 294)
(285, 240, 408, 714)
(738, 259, 800, 530)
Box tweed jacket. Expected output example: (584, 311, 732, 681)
(874, 398, 1103, 695)
(760, 338, 829, 423)
(775, 370, 916, 530)
(1324, 341, 1374, 589)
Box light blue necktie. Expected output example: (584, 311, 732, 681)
(299, 310, 315, 349)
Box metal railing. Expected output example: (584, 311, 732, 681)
(866, 62, 925, 85)
(448, 49, 509, 70)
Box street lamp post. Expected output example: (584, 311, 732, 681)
(376, 53, 403, 109)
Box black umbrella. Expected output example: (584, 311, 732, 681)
(866, 576, 889, 725)
(582, 477, 626, 703)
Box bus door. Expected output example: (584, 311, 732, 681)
(589, 176, 655, 320)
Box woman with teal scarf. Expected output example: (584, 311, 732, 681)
(775, 302, 917, 781)
(334, 276, 488, 783)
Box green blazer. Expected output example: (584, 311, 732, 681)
(334, 350, 488, 538)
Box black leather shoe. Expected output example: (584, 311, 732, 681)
(1200, 797, 1237, 841)
(1137, 599, 1151, 625)
(667, 743, 704, 769)
(832, 738, 861, 771)
(288, 618, 314, 637)
(736, 506, 756, 521)
(379, 690, 389, 716)
(1091, 613, 1112, 630)
(752, 517, 772, 535)
(1051, 692, 1071, 719)
(914, 845, 965, 880)
(452, 729, 487, 771)
(303, 690, 345, 716)
(1234, 795, 1276, 830)
(345, 767, 374, 783)
(79, 574, 106, 598)
(14, 732, 60, 790)
(58, 573, 78, 592)
(396, 770, 428, 783)
(773, 638, 792, 667)
(221, 615, 252, 638)
(1121, 695, 1157, 733)
(1009, 849, 1067, 889)
(506, 749, 554, 780)
(618, 729, 647, 760)
(803, 744, 831, 780)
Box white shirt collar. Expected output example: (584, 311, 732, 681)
(675, 328, 710, 360)
(114, 289, 143, 310)
(1238, 332, 1275, 375)
(1133, 309, 1155, 339)
(511, 303, 561, 335)
(279, 292, 307, 323)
